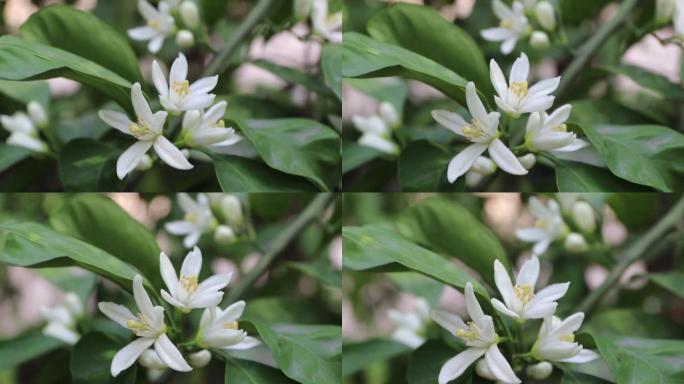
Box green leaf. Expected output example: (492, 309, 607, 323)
(560, 0, 613, 24)
(606, 193, 659, 230)
(0, 331, 62, 371)
(342, 142, 383, 174)
(0, 35, 133, 113)
(57, 139, 122, 192)
(579, 123, 684, 191)
(70, 333, 137, 384)
(252, 60, 335, 99)
(555, 160, 649, 192)
(650, 273, 684, 299)
(288, 257, 341, 288)
(49, 194, 162, 289)
(407, 340, 469, 384)
(561, 370, 612, 384)
(397, 140, 464, 192)
(37, 268, 97, 303)
(569, 99, 654, 127)
(601, 65, 684, 102)
(345, 77, 408, 119)
(586, 309, 684, 339)
(0, 222, 140, 291)
(342, 339, 412, 376)
(238, 118, 340, 191)
(224, 357, 297, 384)
(0, 79, 50, 107)
(367, 3, 490, 98)
(245, 321, 341, 384)
(342, 225, 490, 302)
(321, 44, 342, 100)
(213, 155, 317, 192)
(342, 32, 470, 104)
(395, 196, 509, 288)
(0, 143, 32, 173)
(53, 110, 111, 144)
(21, 5, 142, 83)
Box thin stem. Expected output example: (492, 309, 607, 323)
(577, 197, 684, 315)
(556, 0, 638, 98)
(223, 193, 336, 303)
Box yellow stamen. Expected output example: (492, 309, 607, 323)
(172, 80, 190, 96)
(147, 19, 160, 29)
(500, 19, 514, 30)
(223, 321, 239, 330)
(455, 321, 481, 342)
(126, 313, 150, 331)
(510, 81, 529, 98)
(513, 284, 534, 304)
(559, 334, 575, 343)
(534, 218, 551, 229)
(184, 211, 199, 224)
(462, 119, 484, 140)
(553, 124, 568, 132)
(180, 275, 199, 293)
(213, 120, 226, 129)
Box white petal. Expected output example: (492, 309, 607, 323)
(180, 93, 215, 111)
(152, 61, 169, 99)
(549, 312, 584, 337)
(192, 128, 233, 146)
(552, 139, 589, 153)
(7, 132, 47, 153)
(180, 246, 203, 277)
(530, 283, 570, 307)
(488, 138, 528, 175)
(111, 337, 155, 377)
(464, 282, 485, 323)
(216, 300, 246, 323)
(438, 348, 486, 384)
(523, 301, 557, 319)
(481, 27, 511, 42)
(528, 77, 561, 97)
(545, 104, 572, 128)
(148, 36, 164, 54)
(170, 53, 188, 84)
(225, 336, 260, 350)
(492, 0, 514, 20)
(188, 291, 224, 308)
(178, 192, 198, 212)
(128, 26, 158, 40)
(159, 252, 179, 296)
(154, 333, 192, 372)
(133, 275, 156, 320)
(493, 259, 515, 308)
(432, 110, 467, 136)
(501, 37, 518, 55)
(117, 140, 153, 179)
(447, 143, 488, 183)
(183, 231, 202, 248)
(489, 59, 508, 98)
(485, 344, 520, 383)
(99, 110, 132, 135)
(204, 101, 227, 122)
(510, 53, 529, 83)
(131, 83, 154, 124)
(196, 273, 233, 295)
(161, 289, 187, 309)
(188, 76, 218, 94)
(98, 302, 136, 328)
(138, 0, 158, 20)
(358, 133, 398, 155)
(431, 309, 466, 335)
(204, 329, 246, 348)
(491, 298, 520, 319)
(559, 349, 599, 363)
(153, 136, 194, 170)
(465, 82, 488, 123)
(520, 95, 555, 114)
(165, 220, 195, 235)
(43, 323, 80, 345)
(516, 254, 539, 287)
(515, 228, 548, 242)
(532, 238, 552, 255)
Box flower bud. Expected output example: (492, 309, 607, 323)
(135, 154, 153, 171)
(475, 359, 497, 380)
(471, 156, 497, 175)
(534, 1, 557, 30)
(527, 361, 553, 380)
(378, 101, 400, 129)
(139, 349, 167, 370)
(175, 30, 195, 49)
(518, 153, 537, 170)
(294, 0, 314, 20)
(179, 1, 200, 28)
(529, 31, 550, 50)
(27, 101, 48, 128)
(63, 292, 82, 315)
(572, 201, 596, 233)
(220, 195, 243, 227)
(214, 225, 236, 246)
(189, 349, 212, 368)
(564, 232, 588, 254)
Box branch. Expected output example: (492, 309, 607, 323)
(224, 193, 336, 303)
(577, 196, 684, 315)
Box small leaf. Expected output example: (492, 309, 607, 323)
(213, 155, 317, 192)
(397, 140, 464, 192)
(342, 142, 383, 174)
(601, 65, 684, 102)
(650, 273, 684, 299)
(70, 333, 137, 384)
(342, 339, 412, 376)
(57, 139, 122, 192)
(253, 59, 336, 99)
(224, 356, 297, 384)
(321, 44, 342, 100)
(555, 160, 649, 192)
(0, 143, 32, 173)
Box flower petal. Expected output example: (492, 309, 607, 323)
(197, 273, 233, 295)
(117, 140, 153, 180)
(528, 76, 561, 97)
(180, 93, 215, 111)
(530, 282, 570, 307)
(204, 101, 227, 123)
(148, 36, 164, 54)
(438, 348, 486, 384)
(183, 231, 202, 248)
(532, 238, 552, 255)
(481, 27, 511, 42)
(164, 220, 195, 235)
(154, 333, 192, 372)
(515, 228, 548, 242)
(431, 110, 467, 136)
(152, 60, 169, 99)
(493, 259, 514, 308)
(188, 291, 224, 308)
(465, 82, 488, 123)
(170, 53, 188, 84)
(161, 289, 187, 309)
(131, 83, 154, 124)
(216, 300, 246, 323)
(523, 301, 557, 319)
(516, 255, 539, 287)
(180, 246, 203, 278)
(188, 76, 218, 94)
(500, 37, 518, 55)
(447, 143, 488, 183)
(488, 138, 528, 175)
(510, 53, 529, 83)
(489, 59, 508, 97)
(159, 252, 179, 295)
(133, 275, 156, 320)
(491, 298, 520, 319)
(99, 110, 132, 135)
(153, 136, 194, 170)
(128, 26, 158, 40)
(98, 302, 136, 328)
(464, 282, 485, 323)
(225, 336, 261, 350)
(111, 337, 155, 377)
(484, 344, 520, 383)
(559, 348, 599, 363)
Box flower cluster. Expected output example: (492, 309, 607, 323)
(387, 297, 431, 349)
(41, 292, 83, 346)
(352, 102, 401, 156)
(657, 0, 684, 39)
(99, 53, 240, 179)
(98, 246, 258, 377)
(1, 101, 49, 154)
(432, 53, 587, 184)
(432, 255, 598, 383)
(128, 0, 201, 53)
(294, 0, 342, 43)
(481, 0, 557, 54)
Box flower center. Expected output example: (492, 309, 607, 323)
(147, 19, 161, 29)
(455, 321, 481, 342)
(129, 120, 154, 139)
(559, 334, 575, 343)
(127, 312, 151, 332)
(462, 119, 485, 140)
(172, 80, 190, 96)
(534, 218, 552, 230)
(184, 211, 200, 224)
(180, 275, 199, 294)
(513, 284, 534, 304)
(552, 124, 567, 132)
(223, 321, 239, 330)
(510, 81, 529, 98)
(500, 19, 515, 30)
(212, 120, 226, 129)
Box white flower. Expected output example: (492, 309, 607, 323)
(491, 255, 570, 321)
(98, 275, 192, 376)
(159, 246, 232, 312)
(41, 292, 83, 345)
(153, 53, 218, 114)
(128, 0, 176, 54)
(1, 111, 49, 153)
(311, 0, 342, 43)
(352, 114, 399, 156)
(465, 156, 497, 188)
(378, 102, 400, 129)
(674, 2, 684, 38)
(491, 53, 560, 116)
(98, 83, 193, 179)
(181, 101, 235, 148)
(564, 233, 588, 254)
(518, 153, 536, 170)
(139, 349, 168, 382)
(515, 197, 567, 254)
(196, 302, 261, 350)
(27, 101, 48, 127)
(534, 2, 557, 31)
(481, 0, 530, 55)
(165, 193, 217, 248)
(431, 283, 520, 384)
(524, 105, 588, 153)
(387, 298, 430, 349)
(213, 225, 236, 245)
(432, 82, 528, 183)
(532, 313, 600, 364)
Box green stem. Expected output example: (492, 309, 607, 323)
(223, 193, 336, 304)
(556, 0, 638, 98)
(576, 197, 684, 315)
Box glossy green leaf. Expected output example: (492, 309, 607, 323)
(0, 331, 62, 371)
(53, 110, 111, 144)
(0, 143, 32, 173)
(601, 65, 684, 102)
(0, 79, 50, 107)
(586, 309, 684, 339)
(569, 99, 653, 127)
(224, 357, 297, 384)
(555, 160, 649, 192)
(561, 370, 612, 384)
(407, 340, 469, 384)
(397, 140, 465, 192)
(650, 273, 684, 299)
(579, 123, 684, 191)
(342, 142, 383, 174)
(0, 222, 139, 291)
(49, 194, 162, 288)
(70, 333, 137, 384)
(213, 155, 317, 192)
(253, 59, 335, 99)
(367, 3, 490, 98)
(342, 339, 412, 376)
(238, 118, 340, 191)
(342, 32, 471, 104)
(321, 44, 342, 100)
(342, 225, 490, 301)
(21, 5, 142, 83)
(395, 196, 509, 288)
(57, 139, 122, 192)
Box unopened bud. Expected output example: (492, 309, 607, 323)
(135, 154, 153, 171)
(189, 349, 211, 368)
(530, 31, 550, 50)
(175, 30, 195, 49)
(27, 101, 48, 127)
(527, 361, 553, 380)
(572, 201, 596, 233)
(140, 349, 167, 370)
(564, 232, 588, 254)
(378, 101, 400, 129)
(221, 195, 243, 227)
(471, 156, 497, 175)
(214, 225, 236, 245)
(179, 1, 200, 28)
(63, 293, 82, 315)
(475, 359, 497, 380)
(518, 153, 537, 170)
(535, 1, 557, 30)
